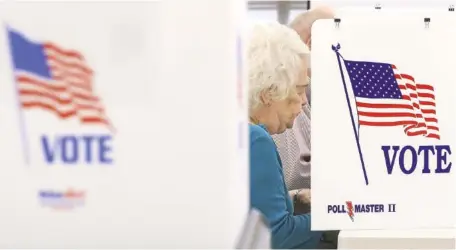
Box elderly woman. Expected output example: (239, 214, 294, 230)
(272, 5, 336, 212)
(248, 23, 321, 249)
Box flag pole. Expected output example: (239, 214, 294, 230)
(5, 25, 30, 165)
(332, 44, 369, 185)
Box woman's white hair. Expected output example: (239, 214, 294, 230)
(248, 22, 310, 110)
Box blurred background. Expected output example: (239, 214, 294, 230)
(247, 0, 454, 25)
(247, 0, 310, 25)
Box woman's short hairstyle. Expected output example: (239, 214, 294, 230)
(248, 22, 309, 110)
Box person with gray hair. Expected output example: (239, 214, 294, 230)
(290, 5, 335, 103)
(272, 5, 335, 208)
(248, 22, 321, 249)
(271, 6, 339, 249)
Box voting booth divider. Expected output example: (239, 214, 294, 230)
(311, 7, 456, 249)
(0, 0, 248, 248)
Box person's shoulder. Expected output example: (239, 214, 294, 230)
(249, 124, 273, 142)
(249, 124, 280, 172)
(249, 124, 278, 155)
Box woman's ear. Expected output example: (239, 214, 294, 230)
(259, 90, 272, 107)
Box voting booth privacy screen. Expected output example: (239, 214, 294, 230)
(0, 1, 247, 248)
(311, 13, 456, 230)
(0, 2, 162, 248)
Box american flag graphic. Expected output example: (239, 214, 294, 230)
(345, 60, 440, 140)
(8, 29, 112, 128)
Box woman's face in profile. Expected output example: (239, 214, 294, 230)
(270, 67, 308, 132)
(269, 90, 303, 133)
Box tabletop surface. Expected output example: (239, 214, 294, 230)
(339, 229, 456, 239)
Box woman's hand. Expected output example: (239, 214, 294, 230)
(297, 189, 311, 204)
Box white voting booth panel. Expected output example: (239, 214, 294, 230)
(0, 1, 248, 248)
(311, 12, 456, 231)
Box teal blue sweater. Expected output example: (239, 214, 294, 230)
(249, 124, 322, 249)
